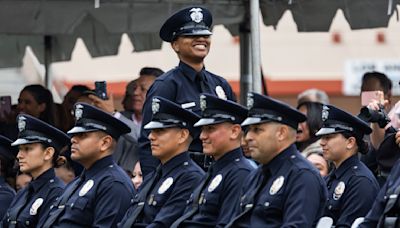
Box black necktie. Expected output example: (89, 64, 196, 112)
(42, 172, 85, 228)
(7, 183, 34, 228)
(121, 165, 162, 228)
(171, 165, 214, 228)
(196, 72, 210, 94)
(225, 167, 271, 228)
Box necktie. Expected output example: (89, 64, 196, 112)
(7, 183, 34, 228)
(171, 165, 214, 228)
(196, 72, 210, 94)
(42, 172, 85, 228)
(121, 165, 162, 228)
(225, 167, 271, 227)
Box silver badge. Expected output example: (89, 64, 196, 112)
(208, 174, 223, 192)
(152, 98, 160, 114)
(322, 105, 329, 121)
(29, 198, 44, 215)
(158, 177, 174, 194)
(269, 176, 285, 195)
(200, 95, 207, 111)
(215, 86, 227, 100)
(75, 104, 83, 120)
(189, 8, 203, 23)
(247, 93, 254, 109)
(333, 181, 345, 200)
(18, 116, 26, 132)
(79, 179, 94, 197)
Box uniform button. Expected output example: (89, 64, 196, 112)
(50, 205, 54, 209)
(183, 162, 189, 166)
(353, 166, 358, 169)
(328, 205, 332, 210)
(152, 201, 157, 206)
(235, 158, 240, 162)
(49, 179, 54, 183)
(264, 202, 270, 207)
(71, 203, 74, 208)
(25, 221, 30, 225)
(131, 199, 134, 203)
(290, 155, 296, 159)
(109, 165, 114, 168)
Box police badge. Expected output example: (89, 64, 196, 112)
(189, 8, 203, 23)
(30, 198, 44, 215)
(18, 116, 26, 132)
(247, 93, 254, 109)
(322, 105, 329, 121)
(75, 104, 83, 120)
(333, 181, 345, 200)
(152, 98, 160, 114)
(200, 95, 207, 111)
(269, 176, 285, 195)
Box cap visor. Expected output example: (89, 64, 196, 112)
(194, 118, 216, 127)
(315, 127, 342, 136)
(144, 121, 179, 130)
(67, 126, 98, 135)
(181, 29, 212, 36)
(11, 138, 41, 146)
(241, 117, 264, 127)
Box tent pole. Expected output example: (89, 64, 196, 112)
(249, 0, 262, 93)
(44, 35, 51, 88)
(239, 14, 252, 105)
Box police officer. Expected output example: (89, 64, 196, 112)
(41, 103, 135, 227)
(226, 92, 328, 227)
(2, 114, 69, 228)
(138, 6, 236, 176)
(118, 96, 204, 228)
(171, 94, 254, 228)
(317, 105, 380, 227)
(0, 135, 17, 219)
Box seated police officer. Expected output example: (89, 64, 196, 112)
(2, 115, 69, 228)
(226, 92, 327, 227)
(118, 96, 204, 228)
(317, 105, 379, 227)
(0, 135, 17, 219)
(171, 94, 254, 228)
(41, 103, 135, 227)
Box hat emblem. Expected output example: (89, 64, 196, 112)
(322, 105, 329, 121)
(75, 104, 83, 120)
(200, 95, 207, 111)
(18, 116, 26, 132)
(247, 93, 254, 109)
(152, 98, 160, 114)
(189, 8, 203, 23)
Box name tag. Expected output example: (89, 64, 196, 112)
(181, 102, 196, 109)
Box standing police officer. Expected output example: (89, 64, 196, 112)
(226, 93, 327, 227)
(41, 103, 135, 227)
(138, 6, 236, 176)
(171, 94, 254, 228)
(317, 105, 380, 227)
(118, 96, 204, 228)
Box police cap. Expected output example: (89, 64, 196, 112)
(0, 135, 18, 161)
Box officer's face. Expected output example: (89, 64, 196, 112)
(70, 131, 106, 168)
(148, 127, 187, 164)
(200, 122, 235, 160)
(320, 133, 350, 166)
(172, 35, 211, 63)
(245, 122, 281, 164)
(17, 143, 49, 177)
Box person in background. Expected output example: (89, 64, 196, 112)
(0, 135, 18, 219)
(306, 151, 330, 177)
(2, 114, 69, 227)
(318, 104, 380, 227)
(15, 173, 32, 192)
(131, 161, 143, 191)
(54, 161, 76, 184)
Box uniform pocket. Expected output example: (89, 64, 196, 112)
(71, 197, 89, 210)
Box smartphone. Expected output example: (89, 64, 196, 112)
(361, 91, 384, 106)
(95, 81, 108, 100)
(0, 96, 12, 119)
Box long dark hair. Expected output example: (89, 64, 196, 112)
(21, 84, 56, 126)
(341, 131, 369, 154)
(297, 102, 324, 151)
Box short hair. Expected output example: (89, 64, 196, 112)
(297, 89, 329, 108)
(139, 67, 164, 78)
(70, 85, 90, 94)
(361, 71, 392, 95)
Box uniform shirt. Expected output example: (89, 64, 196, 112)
(138, 61, 235, 176)
(229, 144, 327, 227)
(119, 152, 204, 228)
(0, 176, 16, 219)
(179, 148, 254, 228)
(47, 155, 135, 227)
(2, 168, 64, 228)
(323, 155, 379, 227)
(360, 159, 400, 227)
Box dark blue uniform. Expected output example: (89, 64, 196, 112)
(360, 159, 400, 227)
(324, 155, 379, 227)
(175, 148, 253, 228)
(0, 176, 16, 219)
(118, 152, 204, 227)
(228, 145, 327, 227)
(2, 169, 64, 228)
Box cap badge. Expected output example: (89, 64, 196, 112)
(79, 179, 94, 197)
(247, 93, 254, 109)
(322, 105, 330, 121)
(75, 104, 83, 120)
(270, 176, 285, 195)
(215, 86, 227, 100)
(189, 8, 203, 23)
(208, 174, 223, 192)
(18, 116, 26, 132)
(30, 198, 44, 215)
(158, 177, 174, 194)
(200, 95, 207, 111)
(333, 181, 345, 200)
(152, 98, 160, 114)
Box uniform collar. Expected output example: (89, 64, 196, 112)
(30, 168, 56, 193)
(161, 151, 191, 177)
(212, 147, 244, 173)
(178, 61, 206, 82)
(0, 176, 6, 184)
(84, 155, 115, 179)
(330, 155, 359, 179)
(264, 144, 298, 176)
